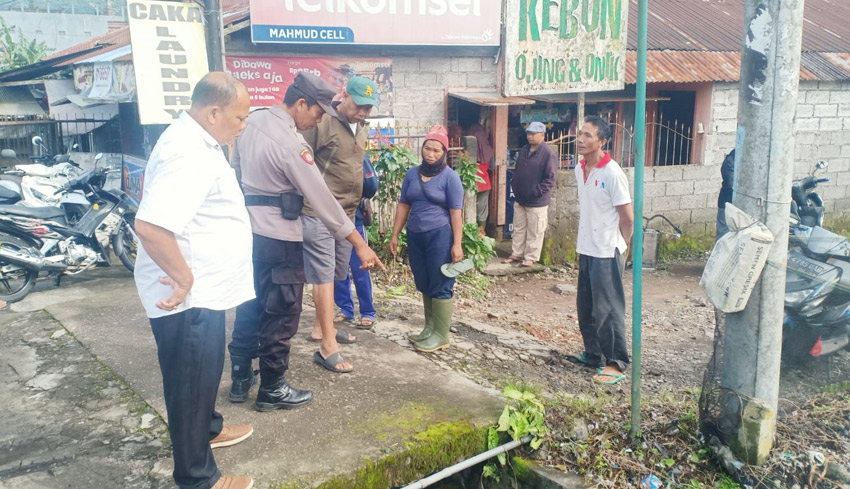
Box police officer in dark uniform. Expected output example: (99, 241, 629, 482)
(227, 73, 384, 411)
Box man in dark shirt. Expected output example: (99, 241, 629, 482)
(503, 122, 558, 267)
(716, 149, 736, 240)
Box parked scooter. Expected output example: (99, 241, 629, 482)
(782, 160, 850, 362)
(0, 137, 88, 221)
(0, 156, 138, 303)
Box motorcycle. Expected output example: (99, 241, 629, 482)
(0, 137, 89, 221)
(782, 160, 850, 363)
(0, 156, 138, 303)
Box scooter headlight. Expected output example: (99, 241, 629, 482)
(785, 289, 810, 306)
(30, 188, 58, 204)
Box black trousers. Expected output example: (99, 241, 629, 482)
(229, 233, 305, 376)
(150, 308, 225, 489)
(576, 253, 630, 372)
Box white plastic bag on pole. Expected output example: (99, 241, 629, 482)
(700, 203, 774, 313)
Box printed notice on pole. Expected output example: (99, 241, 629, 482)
(503, 0, 629, 96)
(127, 0, 209, 124)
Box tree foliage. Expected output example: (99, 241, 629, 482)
(0, 18, 51, 72)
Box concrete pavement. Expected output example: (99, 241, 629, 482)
(1, 267, 504, 488)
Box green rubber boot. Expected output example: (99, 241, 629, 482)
(408, 295, 433, 343)
(414, 298, 452, 353)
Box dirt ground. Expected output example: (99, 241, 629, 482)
(368, 259, 850, 400)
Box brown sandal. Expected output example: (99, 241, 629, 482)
(502, 255, 521, 264)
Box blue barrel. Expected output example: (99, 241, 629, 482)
(503, 168, 515, 240)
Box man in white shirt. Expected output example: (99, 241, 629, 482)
(568, 116, 634, 386)
(133, 72, 255, 489)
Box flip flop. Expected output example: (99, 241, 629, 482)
(333, 313, 354, 324)
(520, 260, 534, 267)
(441, 258, 475, 278)
(565, 352, 599, 367)
(313, 351, 353, 373)
(502, 256, 521, 264)
(355, 317, 376, 330)
(307, 329, 357, 344)
(594, 369, 628, 385)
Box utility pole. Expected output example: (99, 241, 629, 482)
(720, 0, 805, 464)
(204, 0, 225, 71)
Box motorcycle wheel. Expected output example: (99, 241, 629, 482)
(781, 312, 820, 365)
(113, 215, 137, 273)
(0, 233, 38, 303)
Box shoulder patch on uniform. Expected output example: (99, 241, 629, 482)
(300, 148, 314, 165)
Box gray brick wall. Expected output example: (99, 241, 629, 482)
(541, 79, 850, 254)
(392, 55, 498, 128)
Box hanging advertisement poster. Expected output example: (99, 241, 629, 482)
(249, 0, 499, 46)
(503, 0, 629, 96)
(127, 0, 208, 124)
(226, 56, 394, 117)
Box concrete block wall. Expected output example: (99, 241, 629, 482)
(541, 79, 850, 261)
(708, 80, 850, 216)
(391, 56, 499, 129)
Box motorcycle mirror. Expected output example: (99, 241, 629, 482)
(32, 136, 43, 146)
(94, 153, 104, 161)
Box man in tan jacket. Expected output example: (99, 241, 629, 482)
(302, 76, 379, 373)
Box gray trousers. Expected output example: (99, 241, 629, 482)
(576, 252, 630, 372)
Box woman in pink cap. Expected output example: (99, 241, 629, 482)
(389, 125, 464, 352)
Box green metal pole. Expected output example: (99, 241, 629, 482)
(630, 0, 648, 440)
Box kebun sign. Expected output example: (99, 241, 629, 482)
(250, 0, 501, 45)
(503, 0, 628, 96)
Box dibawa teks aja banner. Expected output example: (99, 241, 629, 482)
(127, 0, 208, 124)
(250, 0, 500, 46)
(503, 0, 628, 96)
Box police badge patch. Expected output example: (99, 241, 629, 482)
(300, 149, 314, 165)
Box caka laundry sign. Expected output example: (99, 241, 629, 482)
(127, 0, 208, 124)
(250, 0, 500, 46)
(503, 0, 628, 96)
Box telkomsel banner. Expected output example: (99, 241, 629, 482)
(249, 0, 500, 46)
(226, 56, 394, 117)
(503, 0, 628, 96)
(127, 0, 208, 124)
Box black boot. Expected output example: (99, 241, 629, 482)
(229, 355, 257, 403)
(255, 373, 313, 411)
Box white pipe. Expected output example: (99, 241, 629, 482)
(399, 435, 533, 489)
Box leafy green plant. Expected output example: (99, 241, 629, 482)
(370, 144, 417, 210)
(462, 222, 496, 270)
(0, 18, 50, 71)
(453, 151, 484, 193)
(483, 385, 548, 480)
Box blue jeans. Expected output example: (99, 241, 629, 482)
(334, 225, 376, 319)
(408, 224, 455, 299)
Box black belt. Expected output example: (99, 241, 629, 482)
(244, 195, 279, 206)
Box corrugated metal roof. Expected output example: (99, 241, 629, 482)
(801, 52, 850, 80)
(0, 86, 47, 117)
(46, 2, 250, 66)
(624, 50, 850, 83)
(449, 92, 536, 106)
(627, 0, 850, 52)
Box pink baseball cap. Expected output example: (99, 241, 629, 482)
(424, 124, 449, 150)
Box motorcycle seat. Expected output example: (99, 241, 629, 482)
(0, 204, 65, 220)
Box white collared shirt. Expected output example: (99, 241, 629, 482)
(134, 112, 254, 319)
(575, 153, 632, 259)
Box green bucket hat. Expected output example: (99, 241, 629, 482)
(346, 76, 379, 107)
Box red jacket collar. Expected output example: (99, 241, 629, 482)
(580, 152, 612, 181)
